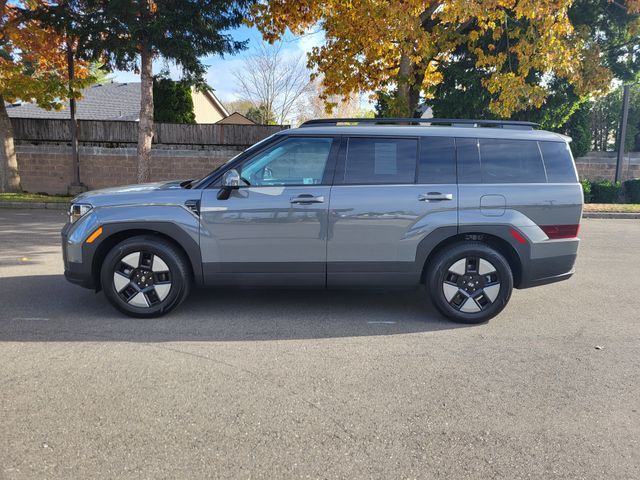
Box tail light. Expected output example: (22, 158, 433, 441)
(540, 224, 580, 239)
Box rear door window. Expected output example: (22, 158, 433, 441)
(343, 137, 417, 184)
(479, 139, 546, 183)
(539, 141, 577, 183)
(418, 137, 456, 183)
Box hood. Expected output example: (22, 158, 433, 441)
(71, 180, 188, 207)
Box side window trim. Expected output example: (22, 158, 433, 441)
(234, 135, 340, 188)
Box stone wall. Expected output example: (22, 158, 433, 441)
(575, 152, 640, 182)
(16, 144, 243, 195)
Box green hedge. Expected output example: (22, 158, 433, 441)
(580, 179, 640, 204)
(591, 180, 622, 203)
(624, 179, 640, 203)
(580, 179, 592, 203)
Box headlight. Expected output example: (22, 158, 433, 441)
(69, 203, 93, 224)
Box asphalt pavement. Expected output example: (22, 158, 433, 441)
(0, 209, 638, 479)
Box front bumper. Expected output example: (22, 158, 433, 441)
(61, 221, 97, 290)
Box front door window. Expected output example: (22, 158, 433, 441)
(239, 137, 333, 186)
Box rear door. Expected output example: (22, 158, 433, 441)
(327, 135, 458, 286)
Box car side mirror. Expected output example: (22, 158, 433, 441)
(217, 169, 241, 200)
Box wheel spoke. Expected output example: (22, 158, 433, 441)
(153, 283, 171, 301)
(152, 255, 169, 273)
(443, 282, 460, 302)
(449, 258, 466, 275)
(113, 271, 131, 292)
(478, 259, 496, 275)
(128, 291, 150, 307)
(121, 252, 141, 268)
(459, 297, 481, 313)
(483, 284, 501, 303)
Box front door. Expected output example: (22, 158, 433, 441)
(199, 136, 338, 286)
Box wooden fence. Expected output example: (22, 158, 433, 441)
(11, 118, 288, 146)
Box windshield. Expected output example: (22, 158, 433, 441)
(190, 133, 280, 189)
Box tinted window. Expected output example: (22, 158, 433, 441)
(419, 137, 456, 183)
(479, 139, 546, 183)
(540, 141, 577, 183)
(344, 138, 417, 184)
(456, 137, 481, 183)
(240, 137, 333, 186)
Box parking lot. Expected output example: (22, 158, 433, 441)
(1, 208, 639, 479)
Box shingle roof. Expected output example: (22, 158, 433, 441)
(5, 83, 141, 120)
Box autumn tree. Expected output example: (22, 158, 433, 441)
(0, 0, 91, 192)
(251, 0, 640, 118)
(27, 0, 105, 193)
(95, 0, 251, 182)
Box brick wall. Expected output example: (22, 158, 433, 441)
(16, 144, 640, 195)
(575, 152, 640, 182)
(16, 144, 243, 195)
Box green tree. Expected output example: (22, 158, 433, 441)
(245, 104, 276, 125)
(95, 0, 251, 182)
(153, 77, 196, 124)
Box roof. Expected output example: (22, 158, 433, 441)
(216, 112, 256, 125)
(283, 125, 570, 143)
(5, 83, 141, 120)
(4, 82, 229, 122)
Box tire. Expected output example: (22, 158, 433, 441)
(100, 235, 192, 318)
(427, 242, 513, 324)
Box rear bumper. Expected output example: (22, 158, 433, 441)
(517, 238, 579, 289)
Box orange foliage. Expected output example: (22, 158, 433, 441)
(0, 0, 91, 108)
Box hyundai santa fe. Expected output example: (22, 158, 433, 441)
(61, 118, 583, 323)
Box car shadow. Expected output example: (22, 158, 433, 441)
(0, 275, 474, 342)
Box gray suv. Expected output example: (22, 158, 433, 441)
(61, 118, 583, 323)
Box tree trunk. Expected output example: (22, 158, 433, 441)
(0, 96, 21, 193)
(67, 41, 82, 190)
(397, 53, 412, 116)
(137, 43, 154, 183)
(397, 53, 422, 117)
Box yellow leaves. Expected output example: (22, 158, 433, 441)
(251, 0, 627, 117)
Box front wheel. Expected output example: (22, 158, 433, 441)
(101, 236, 192, 318)
(427, 242, 513, 324)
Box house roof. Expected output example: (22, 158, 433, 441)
(4, 82, 228, 122)
(5, 83, 141, 120)
(216, 111, 256, 125)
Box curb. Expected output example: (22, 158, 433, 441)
(0, 201, 69, 210)
(582, 212, 640, 219)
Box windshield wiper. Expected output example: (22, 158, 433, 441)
(180, 179, 195, 189)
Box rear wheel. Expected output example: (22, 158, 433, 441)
(101, 236, 192, 318)
(427, 242, 513, 324)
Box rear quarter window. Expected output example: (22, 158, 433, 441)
(479, 139, 546, 183)
(539, 141, 578, 183)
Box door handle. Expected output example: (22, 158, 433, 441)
(290, 194, 325, 204)
(418, 192, 453, 202)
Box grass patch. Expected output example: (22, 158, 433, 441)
(584, 203, 640, 213)
(0, 193, 72, 203)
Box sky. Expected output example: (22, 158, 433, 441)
(112, 25, 324, 103)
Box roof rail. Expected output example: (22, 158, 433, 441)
(299, 118, 538, 130)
